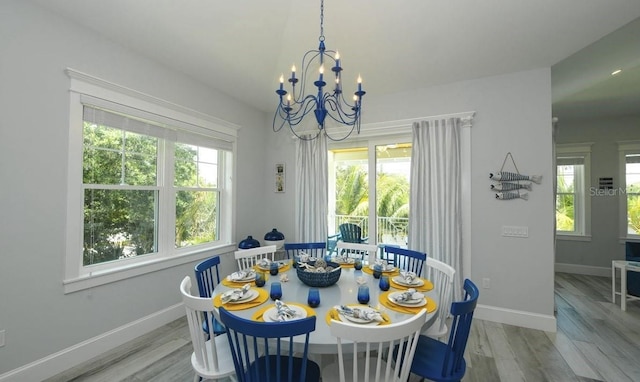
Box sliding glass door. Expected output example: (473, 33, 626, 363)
(328, 138, 411, 246)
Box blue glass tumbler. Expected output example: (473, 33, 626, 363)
(357, 285, 370, 304)
(379, 275, 390, 291)
(354, 259, 363, 270)
(270, 261, 279, 276)
(255, 271, 266, 287)
(270, 282, 283, 301)
(373, 264, 383, 279)
(307, 288, 320, 308)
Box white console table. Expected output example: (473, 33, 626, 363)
(612, 260, 640, 311)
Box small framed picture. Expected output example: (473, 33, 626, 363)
(275, 163, 285, 193)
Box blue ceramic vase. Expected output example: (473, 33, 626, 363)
(264, 228, 285, 241)
(238, 235, 260, 249)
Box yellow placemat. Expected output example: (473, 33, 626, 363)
(325, 305, 391, 326)
(221, 278, 256, 288)
(251, 302, 316, 322)
(378, 291, 437, 315)
(389, 277, 434, 292)
(253, 262, 292, 274)
(362, 266, 400, 277)
(213, 288, 269, 311)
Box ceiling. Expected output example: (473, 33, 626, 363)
(29, 0, 640, 119)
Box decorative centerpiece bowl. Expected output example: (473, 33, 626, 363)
(296, 260, 341, 287)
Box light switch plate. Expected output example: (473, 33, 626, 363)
(502, 225, 528, 238)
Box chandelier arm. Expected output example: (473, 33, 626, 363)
(324, 96, 359, 125)
(286, 95, 318, 124)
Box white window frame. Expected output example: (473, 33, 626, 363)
(555, 143, 592, 240)
(618, 141, 640, 241)
(64, 69, 239, 293)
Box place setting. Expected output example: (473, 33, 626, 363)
(212, 283, 269, 311)
(330, 255, 359, 268)
(390, 270, 434, 292)
(326, 304, 391, 326)
(378, 288, 437, 314)
(221, 269, 257, 287)
(252, 299, 316, 322)
(254, 258, 291, 274)
(362, 259, 399, 277)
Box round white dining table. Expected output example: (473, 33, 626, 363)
(213, 262, 439, 355)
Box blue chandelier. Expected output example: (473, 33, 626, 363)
(273, 0, 365, 141)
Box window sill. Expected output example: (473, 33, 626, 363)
(63, 243, 237, 294)
(556, 234, 592, 242)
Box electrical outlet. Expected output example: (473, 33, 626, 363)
(482, 278, 490, 289)
(0, 330, 5, 347)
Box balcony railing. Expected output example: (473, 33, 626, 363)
(332, 215, 408, 246)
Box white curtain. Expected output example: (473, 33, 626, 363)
(409, 118, 462, 294)
(295, 134, 328, 242)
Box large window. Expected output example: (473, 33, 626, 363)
(65, 70, 237, 292)
(620, 142, 640, 238)
(555, 144, 591, 238)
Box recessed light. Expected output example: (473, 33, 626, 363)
(611, 69, 622, 75)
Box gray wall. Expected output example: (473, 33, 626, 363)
(0, 0, 269, 374)
(556, 115, 640, 271)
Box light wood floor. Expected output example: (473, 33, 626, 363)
(46, 273, 640, 381)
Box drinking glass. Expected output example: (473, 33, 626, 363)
(379, 275, 390, 291)
(255, 271, 266, 287)
(270, 282, 283, 300)
(357, 285, 370, 304)
(270, 261, 279, 276)
(373, 264, 383, 279)
(354, 259, 363, 270)
(307, 288, 320, 308)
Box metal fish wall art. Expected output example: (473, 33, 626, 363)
(489, 171, 542, 184)
(495, 191, 528, 200)
(490, 182, 532, 191)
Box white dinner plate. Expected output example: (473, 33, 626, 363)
(228, 271, 256, 282)
(226, 289, 259, 304)
(337, 307, 381, 326)
(264, 305, 308, 322)
(334, 257, 355, 264)
(391, 276, 424, 287)
(388, 292, 427, 307)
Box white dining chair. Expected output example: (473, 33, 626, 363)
(179, 276, 237, 382)
(421, 257, 456, 340)
(322, 308, 427, 382)
(234, 245, 277, 270)
(335, 242, 378, 264)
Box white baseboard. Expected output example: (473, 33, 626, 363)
(555, 263, 611, 277)
(474, 304, 557, 332)
(0, 303, 185, 382)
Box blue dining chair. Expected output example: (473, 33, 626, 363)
(408, 279, 479, 382)
(383, 246, 426, 276)
(219, 307, 321, 382)
(194, 256, 226, 336)
(284, 242, 326, 260)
